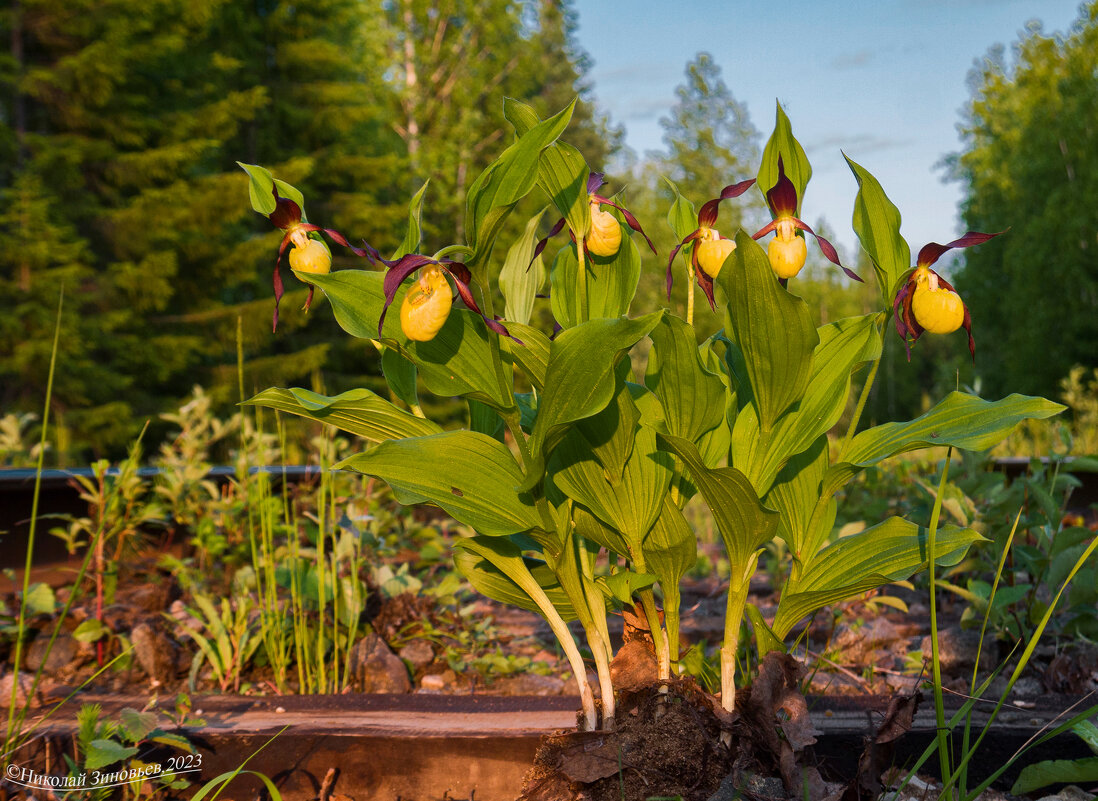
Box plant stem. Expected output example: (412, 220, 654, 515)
(686, 259, 695, 328)
(575, 241, 589, 324)
(837, 347, 882, 463)
(7, 291, 62, 746)
(720, 556, 756, 745)
(928, 449, 954, 799)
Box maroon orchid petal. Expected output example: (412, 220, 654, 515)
(697, 198, 723, 228)
(272, 262, 284, 333)
(377, 254, 438, 336)
(531, 216, 568, 269)
(321, 228, 372, 260)
(587, 173, 605, 194)
(695, 262, 717, 310)
(445, 260, 472, 286)
(485, 316, 522, 344)
(598, 198, 658, 255)
(765, 158, 798, 218)
(696, 179, 756, 228)
(451, 272, 483, 315)
(962, 306, 976, 364)
(916, 230, 1006, 268)
(790, 219, 863, 282)
(268, 195, 302, 230)
(752, 219, 778, 240)
(720, 178, 757, 201)
(666, 229, 702, 298)
(304, 285, 315, 313)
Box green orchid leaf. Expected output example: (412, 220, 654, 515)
(526, 311, 664, 480)
(764, 436, 835, 563)
(244, 387, 441, 442)
(550, 236, 642, 327)
(393, 180, 429, 261)
(746, 603, 785, 656)
(499, 209, 548, 326)
(719, 232, 818, 436)
(659, 433, 779, 569)
(773, 517, 985, 637)
(337, 431, 540, 538)
(571, 502, 628, 558)
(553, 422, 672, 553)
(504, 98, 591, 240)
(306, 269, 513, 410)
(758, 102, 812, 215)
(573, 369, 640, 482)
(643, 495, 697, 659)
(735, 313, 881, 494)
(468, 398, 505, 441)
(645, 314, 726, 445)
(466, 98, 576, 272)
(822, 392, 1066, 497)
(379, 344, 419, 409)
(596, 570, 658, 606)
(237, 162, 277, 215)
(845, 154, 911, 301)
(502, 322, 551, 391)
(664, 177, 698, 243)
(454, 537, 576, 621)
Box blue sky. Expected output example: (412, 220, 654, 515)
(572, 0, 1084, 265)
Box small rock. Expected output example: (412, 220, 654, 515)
(24, 631, 75, 674)
(1040, 786, 1097, 801)
(350, 634, 411, 693)
(0, 673, 37, 708)
(919, 626, 991, 672)
(398, 639, 435, 671)
(494, 673, 566, 696)
(131, 623, 176, 683)
(739, 772, 787, 800)
(834, 617, 904, 663)
(418, 670, 458, 694)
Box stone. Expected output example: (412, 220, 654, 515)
(398, 639, 435, 671)
(350, 634, 411, 694)
(131, 622, 177, 683)
(23, 631, 75, 674)
(834, 617, 904, 663)
(0, 672, 36, 708)
(1009, 676, 1043, 698)
(919, 626, 991, 673)
(494, 673, 566, 696)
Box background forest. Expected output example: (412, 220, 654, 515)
(1, 0, 1095, 461)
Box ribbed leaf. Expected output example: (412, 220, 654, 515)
(244, 387, 441, 442)
(773, 518, 984, 637)
(499, 209, 548, 326)
(307, 270, 513, 410)
(719, 232, 818, 434)
(393, 180, 429, 260)
(845, 154, 911, 301)
(664, 177, 698, 242)
(550, 236, 641, 327)
(503, 322, 551, 391)
(454, 537, 576, 621)
(757, 102, 811, 215)
(379, 344, 419, 409)
(659, 434, 779, 569)
(337, 431, 539, 537)
(504, 98, 590, 238)
(736, 313, 881, 494)
(764, 436, 834, 562)
(553, 423, 672, 553)
(527, 311, 664, 475)
(465, 99, 576, 271)
(822, 392, 1065, 498)
(645, 314, 726, 445)
(238, 162, 276, 214)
